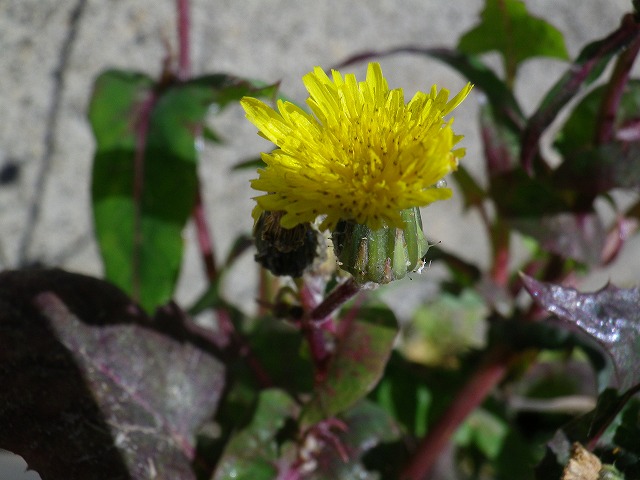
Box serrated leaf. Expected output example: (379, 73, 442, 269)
(301, 305, 398, 426)
(212, 389, 298, 480)
(248, 318, 314, 393)
(0, 269, 224, 480)
(90, 71, 276, 312)
(522, 276, 640, 392)
(459, 0, 568, 75)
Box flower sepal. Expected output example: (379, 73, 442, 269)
(332, 207, 429, 284)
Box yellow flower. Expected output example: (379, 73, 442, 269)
(241, 62, 472, 231)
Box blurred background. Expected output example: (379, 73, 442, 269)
(0, 0, 636, 477)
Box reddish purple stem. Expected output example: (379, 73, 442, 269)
(400, 354, 509, 480)
(132, 95, 157, 303)
(176, 0, 191, 80)
(596, 33, 640, 144)
(193, 188, 218, 280)
(310, 277, 361, 322)
(298, 278, 362, 379)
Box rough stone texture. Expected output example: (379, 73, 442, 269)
(0, 1, 637, 475)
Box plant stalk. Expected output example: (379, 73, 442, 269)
(400, 352, 510, 480)
(596, 33, 640, 144)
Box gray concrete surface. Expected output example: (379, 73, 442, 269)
(0, 1, 637, 477)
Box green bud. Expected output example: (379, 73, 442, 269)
(332, 207, 430, 284)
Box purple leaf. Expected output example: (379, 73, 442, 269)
(0, 269, 224, 480)
(521, 275, 640, 392)
(511, 212, 606, 265)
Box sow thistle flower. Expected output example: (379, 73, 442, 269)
(242, 62, 472, 283)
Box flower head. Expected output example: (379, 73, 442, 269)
(241, 62, 472, 231)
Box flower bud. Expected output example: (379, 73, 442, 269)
(254, 210, 319, 278)
(332, 207, 429, 284)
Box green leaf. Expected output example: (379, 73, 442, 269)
(371, 352, 432, 437)
(301, 304, 398, 426)
(614, 398, 640, 456)
(534, 388, 638, 479)
(454, 408, 509, 460)
(402, 289, 488, 367)
(248, 317, 315, 393)
(90, 71, 275, 312)
(231, 156, 267, 171)
(459, 0, 568, 76)
(490, 169, 570, 218)
(212, 389, 298, 480)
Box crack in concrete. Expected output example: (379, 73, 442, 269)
(17, 0, 89, 266)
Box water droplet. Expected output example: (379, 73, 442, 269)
(435, 179, 447, 188)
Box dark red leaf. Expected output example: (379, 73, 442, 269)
(0, 270, 224, 480)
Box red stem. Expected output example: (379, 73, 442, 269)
(299, 281, 333, 376)
(175, 0, 218, 282)
(173, 0, 271, 389)
(176, 0, 191, 80)
(595, 33, 640, 144)
(132, 95, 157, 303)
(193, 188, 218, 280)
(310, 277, 361, 322)
(400, 353, 510, 480)
(298, 278, 362, 381)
